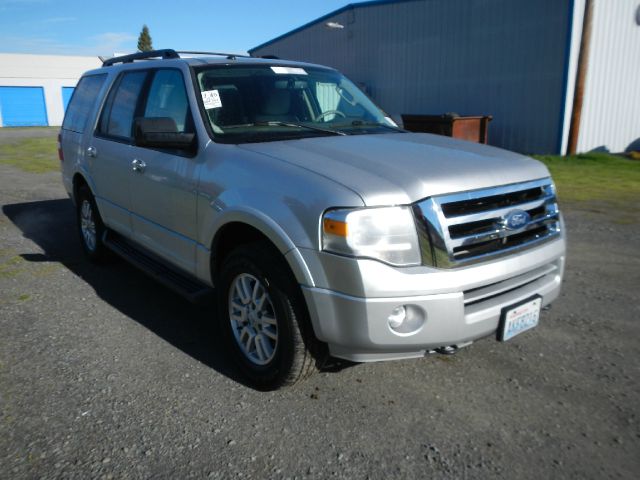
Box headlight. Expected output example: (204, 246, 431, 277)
(322, 206, 421, 266)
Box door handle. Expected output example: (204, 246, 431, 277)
(87, 146, 97, 158)
(131, 159, 146, 173)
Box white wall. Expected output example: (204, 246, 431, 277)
(0, 53, 102, 127)
(576, 0, 640, 153)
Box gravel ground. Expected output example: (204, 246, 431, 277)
(0, 161, 639, 479)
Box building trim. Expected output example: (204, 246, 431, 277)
(559, 0, 587, 155)
(558, 0, 576, 154)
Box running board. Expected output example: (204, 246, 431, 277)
(103, 230, 213, 304)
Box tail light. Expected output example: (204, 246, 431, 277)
(57, 132, 64, 162)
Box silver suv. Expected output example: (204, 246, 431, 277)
(60, 49, 565, 389)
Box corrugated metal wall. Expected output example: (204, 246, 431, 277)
(577, 0, 640, 153)
(251, 0, 573, 154)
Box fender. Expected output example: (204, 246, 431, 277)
(196, 205, 315, 288)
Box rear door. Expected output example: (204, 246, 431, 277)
(88, 70, 149, 236)
(127, 68, 199, 274)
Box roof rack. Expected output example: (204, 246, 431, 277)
(102, 49, 180, 67)
(101, 49, 252, 67)
(175, 51, 252, 60)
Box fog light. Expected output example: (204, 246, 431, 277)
(387, 305, 426, 335)
(388, 306, 407, 329)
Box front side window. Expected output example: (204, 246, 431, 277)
(195, 65, 401, 143)
(143, 69, 193, 133)
(98, 70, 147, 140)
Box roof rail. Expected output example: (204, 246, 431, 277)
(175, 51, 251, 60)
(101, 49, 253, 67)
(102, 49, 180, 67)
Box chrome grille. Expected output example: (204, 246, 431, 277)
(413, 178, 561, 268)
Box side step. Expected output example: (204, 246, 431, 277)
(103, 230, 214, 304)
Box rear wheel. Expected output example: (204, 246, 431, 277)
(76, 185, 110, 263)
(217, 242, 318, 389)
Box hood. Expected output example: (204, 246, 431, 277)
(238, 132, 551, 206)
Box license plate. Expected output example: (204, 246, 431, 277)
(498, 296, 542, 341)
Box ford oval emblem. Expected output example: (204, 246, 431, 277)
(503, 209, 531, 230)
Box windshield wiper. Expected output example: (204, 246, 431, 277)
(349, 120, 404, 132)
(225, 121, 347, 136)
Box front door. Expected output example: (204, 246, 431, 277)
(128, 69, 199, 274)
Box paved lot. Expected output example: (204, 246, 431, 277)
(0, 159, 639, 479)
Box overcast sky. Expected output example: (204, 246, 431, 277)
(0, 0, 355, 56)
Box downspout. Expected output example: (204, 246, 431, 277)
(567, 0, 594, 155)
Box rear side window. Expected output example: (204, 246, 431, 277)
(61, 74, 107, 133)
(98, 70, 148, 140)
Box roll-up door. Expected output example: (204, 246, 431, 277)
(62, 87, 74, 112)
(0, 86, 48, 126)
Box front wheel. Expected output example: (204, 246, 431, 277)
(217, 243, 318, 389)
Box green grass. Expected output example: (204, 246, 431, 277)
(0, 136, 59, 173)
(0, 254, 24, 278)
(534, 153, 640, 208)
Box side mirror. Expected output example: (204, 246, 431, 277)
(134, 117, 196, 150)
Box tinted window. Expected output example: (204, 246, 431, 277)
(62, 74, 106, 133)
(99, 71, 147, 139)
(144, 70, 193, 133)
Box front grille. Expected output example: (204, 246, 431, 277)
(414, 178, 561, 267)
(441, 187, 543, 217)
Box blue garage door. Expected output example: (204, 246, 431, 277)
(62, 87, 74, 112)
(0, 86, 48, 127)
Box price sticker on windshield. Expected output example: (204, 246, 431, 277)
(201, 90, 222, 110)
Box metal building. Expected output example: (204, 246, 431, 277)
(0, 53, 101, 127)
(250, 0, 640, 155)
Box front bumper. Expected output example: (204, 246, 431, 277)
(298, 238, 565, 362)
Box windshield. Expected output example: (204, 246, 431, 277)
(195, 65, 402, 143)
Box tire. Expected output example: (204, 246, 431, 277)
(217, 242, 318, 389)
(76, 185, 111, 263)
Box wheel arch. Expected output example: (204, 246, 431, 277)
(72, 173, 88, 204)
(71, 172, 98, 206)
(207, 210, 315, 289)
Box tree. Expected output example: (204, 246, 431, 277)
(137, 25, 153, 52)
